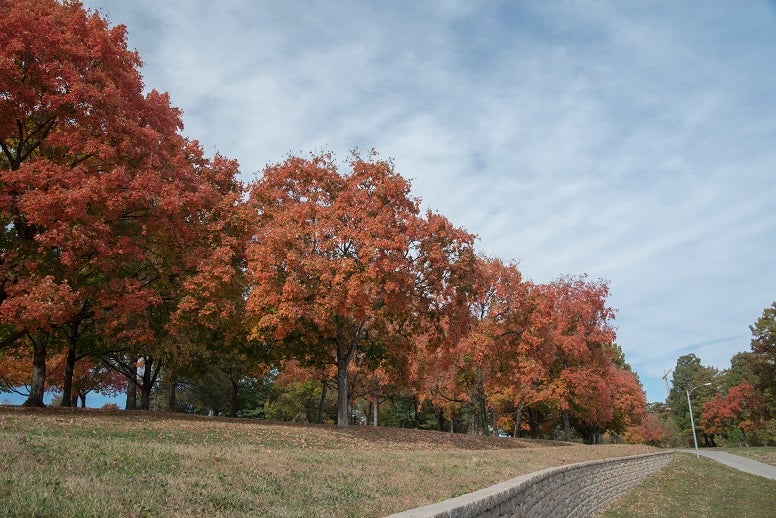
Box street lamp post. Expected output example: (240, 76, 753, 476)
(687, 382, 712, 459)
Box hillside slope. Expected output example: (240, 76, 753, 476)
(0, 406, 656, 517)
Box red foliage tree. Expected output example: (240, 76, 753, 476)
(607, 365, 648, 434)
(701, 383, 768, 445)
(0, 0, 244, 407)
(525, 276, 621, 441)
(246, 152, 475, 427)
(0, 342, 33, 395)
(421, 256, 534, 435)
(47, 353, 126, 407)
(0, 342, 126, 407)
(410, 261, 647, 440)
(624, 413, 665, 445)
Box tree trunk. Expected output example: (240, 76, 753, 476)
(336, 361, 349, 427)
(317, 378, 328, 424)
(562, 408, 572, 441)
(528, 407, 544, 439)
(167, 373, 177, 412)
(61, 339, 77, 407)
(23, 331, 48, 407)
(140, 386, 151, 410)
(514, 403, 524, 438)
(372, 386, 379, 427)
(79, 393, 86, 407)
(125, 360, 138, 410)
(335, 326, 362, 428)
(230, 378, 239, 418)
(474, 364, 489, 435)
(140, 357, 153, 410)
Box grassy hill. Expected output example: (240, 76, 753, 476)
(0, 406, 655, 517)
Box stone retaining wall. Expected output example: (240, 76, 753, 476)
(388, 451, 674, 518)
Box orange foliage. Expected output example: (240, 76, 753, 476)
(624, 413, 665, 445)
(246, 152, 475, 426)
(47, 355, 127, 401)
(0, 346, 34, 389)
(701, 383, 768, 435)
(411, 262, 646, 437)
(1, 0, 245, 407)
(0, 343, 125, 401)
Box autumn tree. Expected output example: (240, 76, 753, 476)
(47, 353, 126, 407)
(493, 280, 560, 438)
(0, 341, 37, 397)
(701, 383, 768, 446)
(161, 154, 253, 415)
(409, 262, 647, 441)
(521, 276, 619, 441)
(1, 0, 171, 404)
(0, 0, 245, 407)
(433, 256, 536, 435)
(624, 412, 665, 446)
(347, 343, 413, 427)
(602, 364, 647, 434)
(246, 152, 475, 427)
(409, 326, 473, 432)
(463, 258, 531, 435)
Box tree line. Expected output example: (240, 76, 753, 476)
(647, 301, 775, 447)
(0, 0, 647, 442)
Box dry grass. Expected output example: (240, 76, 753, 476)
(0, 406, 656, 517)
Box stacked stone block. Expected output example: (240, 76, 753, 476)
(388, 451, 674, 518)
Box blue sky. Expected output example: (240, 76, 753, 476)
(80, 0, 776, 404)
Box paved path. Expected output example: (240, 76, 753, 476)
(679, 449, 776, 480)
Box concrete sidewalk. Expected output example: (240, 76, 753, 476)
(679, 449, 776, 480)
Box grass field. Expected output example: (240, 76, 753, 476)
(600, 452, 776, 517)
(0, 406, 656, 517)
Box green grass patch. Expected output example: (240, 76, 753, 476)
(600, 452, 776, 517)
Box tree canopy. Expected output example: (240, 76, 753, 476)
(0, 0, 651, 443)
(658, 302, 776, 447)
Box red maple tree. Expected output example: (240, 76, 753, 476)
(246, 152, 475, 427)
(0, 0, 245, 407)
(701, 383, 768, 445)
